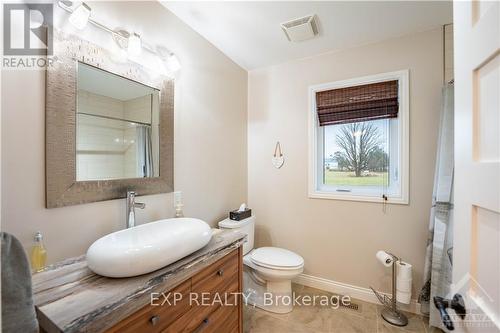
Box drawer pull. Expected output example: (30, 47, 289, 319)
(150, 315, 160, 326)
(194, 318, 209, 333)
(217, 269, 224, 276)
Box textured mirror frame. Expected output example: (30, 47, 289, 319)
(46, 30, 174, 208)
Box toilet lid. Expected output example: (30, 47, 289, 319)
(250, 247, 304, 270)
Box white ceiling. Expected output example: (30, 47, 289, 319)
(162, 1, 452, 70)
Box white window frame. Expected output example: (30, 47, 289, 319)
(308, 70, 409, 204)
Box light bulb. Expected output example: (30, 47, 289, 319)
(127, 33, 142, 56)
(68, 2, 91, 30)
(152, 56, 168, 76)
(165, 53, 181, 72)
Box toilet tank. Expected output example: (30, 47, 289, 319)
(218, 216, 255, 255)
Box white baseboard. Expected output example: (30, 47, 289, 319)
(294, 273, 421, 314)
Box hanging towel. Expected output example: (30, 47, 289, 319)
(1, 232, 39, 333)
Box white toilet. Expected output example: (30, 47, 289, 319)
(219, 216, 304, 314)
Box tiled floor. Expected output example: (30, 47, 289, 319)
(243, 284, 442, 333)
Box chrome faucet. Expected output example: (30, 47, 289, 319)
(126, 191, 145, 228)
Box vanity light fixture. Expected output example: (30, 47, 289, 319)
(153, 54, 181, 76)
(127, 33, 142, 56)
(57, 1, 182, 73)
(68, 2, 91, 30)
(165, 53, 181, 73)
(152, 56, 169, 76)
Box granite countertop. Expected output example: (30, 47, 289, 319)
(32, 229, 246, 333)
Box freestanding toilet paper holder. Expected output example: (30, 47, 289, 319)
(370, 252, 409, 327)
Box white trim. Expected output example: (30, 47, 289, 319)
(308, 70, 410, 204)
(294, 273, 421, 314)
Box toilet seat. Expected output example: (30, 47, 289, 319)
(250, 247, 304, 270)
(242, 247, 304, 314)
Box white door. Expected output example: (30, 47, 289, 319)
(453, 0, 500, 332)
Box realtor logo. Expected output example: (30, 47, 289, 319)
(3, 3, 53, 56)
(447, 273, 497, 329)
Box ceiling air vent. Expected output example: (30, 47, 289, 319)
(281, 15, 318, 42)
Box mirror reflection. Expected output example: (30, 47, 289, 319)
(76, 62, 160, 181)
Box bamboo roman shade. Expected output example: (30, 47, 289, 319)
(316, 80, 399, 126)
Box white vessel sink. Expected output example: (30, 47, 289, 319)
(86, 218, 212, 278)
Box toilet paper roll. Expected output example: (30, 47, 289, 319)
(397, 261, 413, 280)
(396, 290, 412, 304)
(376, 251, 393, 267)
(396, 278, 412, 292)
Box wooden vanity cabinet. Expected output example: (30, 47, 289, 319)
(106, 248, 243, 333)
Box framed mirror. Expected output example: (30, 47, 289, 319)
(46, 30, 174, 208)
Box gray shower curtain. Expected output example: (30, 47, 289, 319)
(136, 125, 154, 177)
(419, 84, 454, 329)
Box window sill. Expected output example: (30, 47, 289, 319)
(308, 190, 409, 205)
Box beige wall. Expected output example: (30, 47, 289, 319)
(248, 28, 443, 295)
(1, 1, 247, 263)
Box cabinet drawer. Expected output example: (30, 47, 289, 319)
(162, 293, 239, 333)
(192, 301, 239, 333)
(107, 249, 242, 333)
(163, 251, 240, 333)
(106, 279, 191, 333)
(192, 249, 239, 296)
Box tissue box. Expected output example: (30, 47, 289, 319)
(229, 208, 252, 221)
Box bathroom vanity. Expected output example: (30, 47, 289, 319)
(32, 230, 245, 333)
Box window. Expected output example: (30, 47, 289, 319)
(308, 70, 409, 204)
